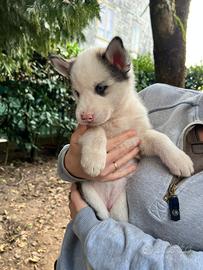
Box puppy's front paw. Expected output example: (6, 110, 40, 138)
(166, 149, 194, 177)
(81, 150, 106, 177)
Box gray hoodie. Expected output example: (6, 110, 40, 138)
(56, 83, 203, 270)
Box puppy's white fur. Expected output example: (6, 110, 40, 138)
(51, 37, 194, 221)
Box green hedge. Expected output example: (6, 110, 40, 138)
(185, 65, 203, 90)
(0, 44, 79, 160)
(133, 54, 156, 92)
(0, 67, 76, 160)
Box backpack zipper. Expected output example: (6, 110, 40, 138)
(163, 176, 182, 202)
(163, 176, 184, 221)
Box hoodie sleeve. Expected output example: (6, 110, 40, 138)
(73, 207, 203, 270)
(57, 144, 84, 182)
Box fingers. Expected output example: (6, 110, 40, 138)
(106, 137, 140, 164)
(69, 184, 87, 219)
(69, 128, 140, 182)
(101, 146, 139, 177)
(107, 129, 137, 152)
(99, 162, 138, 182)
(70, 182, 77, 192)
(70, 183, 83, 203)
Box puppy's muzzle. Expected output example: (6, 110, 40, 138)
(80, 112, 95, 122)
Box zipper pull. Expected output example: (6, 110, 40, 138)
(168, 195, 180, 221)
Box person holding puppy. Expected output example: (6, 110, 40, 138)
(55, 83, 203, 270)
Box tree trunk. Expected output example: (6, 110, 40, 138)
(150, 0, 191, 87)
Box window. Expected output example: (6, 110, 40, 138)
(97, 4, 114, 41)
(131, 22, 140, 54)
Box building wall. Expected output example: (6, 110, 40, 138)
(82, 0, 153, 58)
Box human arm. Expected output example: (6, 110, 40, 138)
(69, 122, 203, 270)
(57, 125, 140, 182)
(70, 187, 203, 270)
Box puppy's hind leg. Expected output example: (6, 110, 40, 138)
(110, 191, 128, 222)
(82, 182, 109, 220)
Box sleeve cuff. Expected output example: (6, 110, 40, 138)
(57, 144, 85, 182)
(73, 207, 100, 243)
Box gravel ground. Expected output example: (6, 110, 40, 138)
(0, 159, 71, 270)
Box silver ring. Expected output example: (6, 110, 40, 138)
(113, 161, 118, 171)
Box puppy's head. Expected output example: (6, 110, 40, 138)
(50, 37, 134, 126)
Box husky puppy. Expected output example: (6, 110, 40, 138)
(50, 37, 194, 221)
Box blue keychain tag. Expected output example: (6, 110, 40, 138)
(168, 195, 180, 221)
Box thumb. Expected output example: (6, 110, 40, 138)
(77, 124, 88, 134)
(71, 124, 88, 143)
(75, 124, 88, 136)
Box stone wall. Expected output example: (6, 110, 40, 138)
(82, 0, 153, 57)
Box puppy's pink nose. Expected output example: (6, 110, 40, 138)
(80, 112, 95, 122)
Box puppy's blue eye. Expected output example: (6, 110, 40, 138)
(95, 84, 108, 96)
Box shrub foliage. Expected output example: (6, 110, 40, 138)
(0, 44, 79, 160)
(133, 54, 155, 92)
(185, 65, 203, 90)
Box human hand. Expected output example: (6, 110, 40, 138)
(69, 183, 87, 220)
(64, 125, 140, 181)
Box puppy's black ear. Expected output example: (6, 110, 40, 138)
(49, 55, 75, 78)
(104, 37, 131, 72)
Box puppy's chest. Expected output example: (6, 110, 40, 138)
(102, 118, 137, 147)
